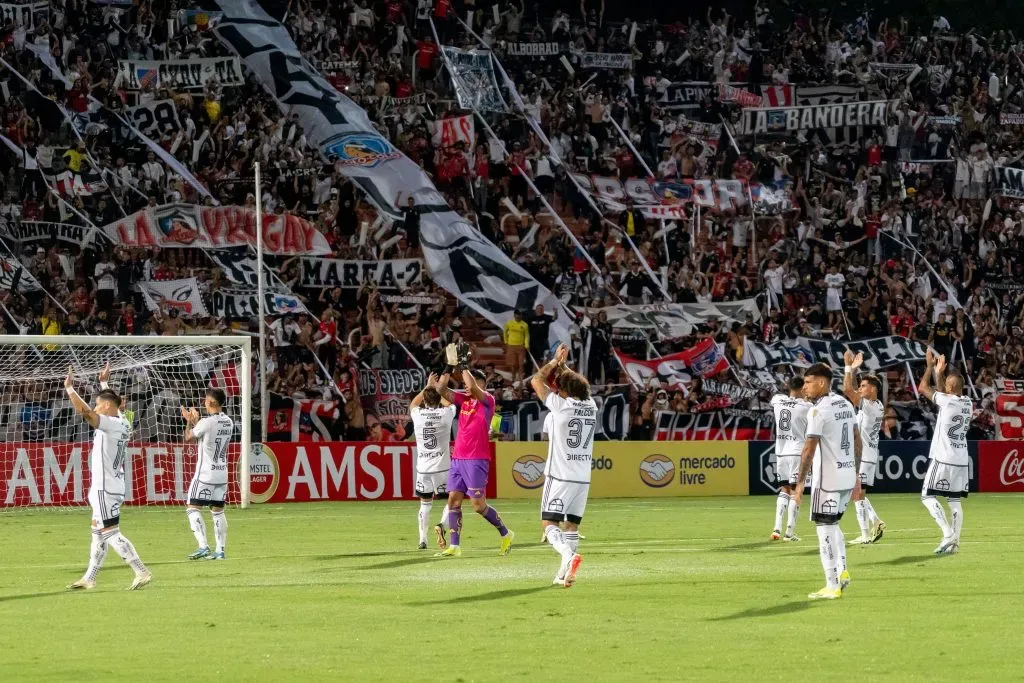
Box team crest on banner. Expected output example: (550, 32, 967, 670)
(155, 206, 201, 245)
(326, 133, 402, 168)
(440, 46, 509, 113)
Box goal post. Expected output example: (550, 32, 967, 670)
(0, 335, 253, 510)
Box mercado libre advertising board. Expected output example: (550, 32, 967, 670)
(496, 442, 748, 498)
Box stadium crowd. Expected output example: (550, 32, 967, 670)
(0, 0, 1021, 439)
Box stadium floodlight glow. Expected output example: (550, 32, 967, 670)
(0, 335, 253, 509)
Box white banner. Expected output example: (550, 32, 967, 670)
(579, 52, 632, 70)
(213, 0, 567, 344)
(995, 166, 1024, 199)
(0, 256, 42, 293)
(592, 299, 761, 338)
(139, 278, 209, 317)
(123, 99, 181, 139)
(440, 46, 508, 113)
(299, 258, 423, 289)
(0, 2, 47, 29)
(740, 335, 926, 372)
(6, 221, 108, 247)
(117, 57, 244, 90)
(207, 250, 269, 286)
(210, 288, 305, 318)
(740, 101, 889, 135)
(504, 42, 563, 57)
(431, 115, 474, 148)
(1000, 113, 1024, 125)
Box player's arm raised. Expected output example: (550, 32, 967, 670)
(65, 366, 100, 429)
(530, 344, 569, 401)
(410, 373, 438, 410)
(842, 350, 863, 405)
(918, 348, 937, 401)
(461, 367, 488, 402)
(435, 371, 457, 404)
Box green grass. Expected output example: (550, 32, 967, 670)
(1, 495, 1022, 681)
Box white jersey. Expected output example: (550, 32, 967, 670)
(929, 392, 972, 466)
(543, 393, 598, 483)
(192, 412, 235, 484)
(770, 394, 810, 456)
(806, 393, 858, 491)
(411, 405, 456, 474)
(856, 398, 884, 464)
(90, 414, 131, 496)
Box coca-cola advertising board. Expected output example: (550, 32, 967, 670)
(978, 441, 1024, 492)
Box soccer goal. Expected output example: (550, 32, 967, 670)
(0, 335, 253, 510)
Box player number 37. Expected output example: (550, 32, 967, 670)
(567, 418, 596, 449)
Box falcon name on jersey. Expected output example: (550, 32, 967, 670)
(807, 394, 858, 491)
(194, 413, 234, 484)
(770, 394, 810, 456)
(91, 414, 132, 496)
(412, 405, 456, 473)
(544, 393, 598, 483)
(857, 398, 883, 463)
(930, 392, 972, 466)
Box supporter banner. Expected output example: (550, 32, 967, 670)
(0, 442, 241, 507)
(791, 85, 872, 145)
(579, 52, 632, 70)
(265, 395, 344, 443)
(379, 294, 443, 305)
(299, 258, 422, 289)
(210, 287, 305, 319)
(251, 441, 495, 503)
(995, 166, 1024, 199)
(317, 60, 360, 73)
(615, 341, 730, 389)
(507, 390, 630, 441)
(655, 411, 773, 441)
(101, 203, 331, 255)
(123, 99, 182, 139)
(207, 249, 269, 286)
(741, 335, 925, 371)
(659, 82, 719, 110)
(572, 174, 752, 214)
(503, 42, 564, 57)
(214, 0, 567, 345)
(48, 170, 107, 197)
(999, 113, 1024, 125)
(431, 114, 474, 148)
(718, 83, 762, 108)
(0, 2, 47, 29)
(496, 442, 747, 498)
(747, 440, 977, 495)
(0, 256, 42, 293)
(440, 46, 508, 113)
(703, 378, 759, 401)
(139, 278, 209, 317)
(997, 378, 1024, 392)
(359, 368, 425, 425)
(177, 9, 223, 29)
(6, 221, 107, 247)
(740, 101, 888, 135)
(927, 116, 961, 126)
(994, 394, 1024, 440)
(592, 298, 760, 338)
(117, 57, 244, 90)
(978, 441, 1024, 492)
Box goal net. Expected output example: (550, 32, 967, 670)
(0, 335, 252, 510)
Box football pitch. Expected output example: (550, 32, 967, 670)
(1, 495, 1021, 682)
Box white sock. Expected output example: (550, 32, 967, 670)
(439, 505, 450, 530)
(855, 500, 871, 537)
(564, 530, 580, 555)
(773, 492, 790, 532)
(863, 498, 880, 525)
(922, 496, 952, 538)
(84, 530, 108, 582)
(418, 500, 432, 544)
(211, 510, 227, 553)
(106, 530, 148, 576)
(816, 524, 839, 589)
(835, 526, 847, 575)
(947, 498, 963, 542)
(785, 497, 800, 536)
(544, 525, 573, 562)
(186, 508, 209, 550)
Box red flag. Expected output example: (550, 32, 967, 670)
(615, 338, 729, 389)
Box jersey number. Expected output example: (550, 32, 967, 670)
(422, 427, 438, 450)
(778, 409, 792, 432)
(840, 423, 851, 459)
(566, 418, 596, 449)
(947, 414, 967, 442)
(213, 437, 228, 463)
(113, 439, 127, 478)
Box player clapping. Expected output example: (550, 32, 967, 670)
(180, 389, 234, 560)
(409, 373, 456, 550)
(842, 350, 887, 545)
(769, 377, 810, 542)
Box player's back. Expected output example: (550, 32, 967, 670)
(544, 393, 597, 483)
(412, 405, 456, 472)
(91, 414, 131, 495)
(771, 394, 810, 456)
(195, 412, 234, 483)
(857, 398, 883, 463)
(807, 393, 858, 491)
(930, 392, 972, 465)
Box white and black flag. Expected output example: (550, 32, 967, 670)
(208, 249, 272, 287)
(740, 100, 889, 137)
(440, 46, 509, 113)
(210, 288, 305, 319)
(995, 166, 1024, 199)
(299, 258, 423, 289)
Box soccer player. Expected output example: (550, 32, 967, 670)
(180, 388, 235, 560)
(531, 344, 592, 587)
(793, 363, 861, 600)
(842, 350, 887, 545)
(434, 367, 514, 557)
(769, 376, 810, 542)
(918, 349, 972, 554)
(410, 373, 456, 550)
(65, 364, 152, 591)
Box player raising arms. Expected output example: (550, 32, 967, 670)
(65, 364, 152, 591)
(531, 344, 592, 587)
(842, 350, 886, 545)
(918, 349, 972, 555)
(180, 389, 234, 560)
(794, 363, 861, 600)
(434, 367, 514, 557)
(409, 373, 456, 550)
(769, 376, 810, 542)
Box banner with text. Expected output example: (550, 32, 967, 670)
(210, 288, 305, 319)
(5, 221, 108, 247)
(299, 258, 423, 289)
(616, 341, 730, 389)
(741, 335, 926, 372)
(579, 52, 632, 70)
(122, 99, 182, 139)
(431, 114, 475, 148)
(740, 100, 889, 135)
(995, 166, 1024, 199)
(117, 57, 244, 90)
(593, 298, 761, 339)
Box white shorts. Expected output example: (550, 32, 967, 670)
(922, 460, 969, 498)
(826, 291, 842, 312)
(188, 478, 228, 506)
(540, 476, 590, 524)
(776, 455, 801, 487)
(860, 460, 879, 488)
(415, 469, 449, 498)
(88, 489, 124, 528)
(809, 487, 852, 524)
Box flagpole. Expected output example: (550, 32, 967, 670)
(255, 162, 268, 443)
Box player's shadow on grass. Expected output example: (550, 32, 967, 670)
(711, 540, 782, 552)
(871, 554, 937, 566)
(0, 591, 68, 603)
(357, 556, 441, 571)
(407, 586, 549, 606)
(313, 551, 402, 561)
(707, 600, 818, 621)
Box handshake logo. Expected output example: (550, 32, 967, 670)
(512, 454, 546, 489)
(639, 454, 675, 488)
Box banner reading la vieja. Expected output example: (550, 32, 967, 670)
(101, 203, 331, 255)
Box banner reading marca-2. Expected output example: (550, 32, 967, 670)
(496, 442, 748, 499)
(249, 442, 497, 503)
